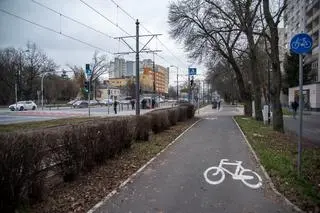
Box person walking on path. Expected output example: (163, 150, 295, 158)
(130, 99, 135, 110)
(113, 98, 118, 114)
(291, 99, 299, 119)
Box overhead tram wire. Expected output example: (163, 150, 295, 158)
(31, 0, 114, 40)
(107, 0, 188, 68)
(79, 0, 131, 36)
(0, 8, 111, 53)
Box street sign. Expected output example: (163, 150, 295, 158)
(290, 33, 313, 54)
(289, 33, 313, 176)
(86, 63, 92, 76)
(188, 67, 197, 75)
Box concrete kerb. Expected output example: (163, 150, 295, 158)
(87, 118, 202, 213)
(232, 117, 303, 213)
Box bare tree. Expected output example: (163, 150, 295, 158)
(262, 0, 287, 132)
(204, 0, 265, 120)
(168, 0, 252, 115)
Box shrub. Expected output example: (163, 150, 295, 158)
(149, 110, 170, 134)
(179, 103, 195, 118)
(134, 115, 152, 141)
(168, 108, 179, 126)
(178, 106, 188, 122)
(0, 132, 46, 213)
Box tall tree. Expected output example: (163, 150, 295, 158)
(205, 0, 264, 121)
(262, 0, 287, 132)
(168, 0, 252, 115)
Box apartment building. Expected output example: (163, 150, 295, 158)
(283, 0, 320, 110)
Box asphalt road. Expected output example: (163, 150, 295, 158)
(92, 105, 292, 213)
(284, 113, 320, 145)
(0, 103, 174, 124)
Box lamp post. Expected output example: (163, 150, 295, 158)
(15, 49, 29, 109)
(41, 72, 50, 110)
(170, 65, 179, 100)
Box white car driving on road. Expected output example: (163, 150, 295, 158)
(9, 101, 37, 111)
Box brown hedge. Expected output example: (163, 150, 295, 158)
(0, 106, 194, 212)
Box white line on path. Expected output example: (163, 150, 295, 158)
(232, 117, 302, 212)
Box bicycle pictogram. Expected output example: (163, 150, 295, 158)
(203, 159, 262, 189)
(291, 37, 312, 50)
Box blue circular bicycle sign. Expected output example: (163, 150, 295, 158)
(290, 33, 313, 54)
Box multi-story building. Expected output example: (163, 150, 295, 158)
(114, 57, 126, 78)
(126, 61, 135, 77)
(305, 0, 320, 81)
(283, 0, 320, 110)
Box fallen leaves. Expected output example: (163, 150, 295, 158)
(30, 118, 199, 213)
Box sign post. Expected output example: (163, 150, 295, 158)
(290, 33, 313, 176)
(188, 68, 197, 103)
(86, 64, 92, 117)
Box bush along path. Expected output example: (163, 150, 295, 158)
(235, 116, 320, 213)
(0, 104, 196, 213)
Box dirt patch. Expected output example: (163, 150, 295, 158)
(29, 117, 199, 213)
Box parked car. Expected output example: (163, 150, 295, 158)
(9, 101, 37, 111)
(101, 99, 113, 106)
(73, 101, 88, 108)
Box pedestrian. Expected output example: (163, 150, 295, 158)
(130, 99, 135, 110)
(113, 99, 118, 114)
(217, 100, 221, 110)
(291, 99, 299, 119)
(151, 98, 156, 109)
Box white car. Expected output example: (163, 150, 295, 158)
(9, 101, 37, 111)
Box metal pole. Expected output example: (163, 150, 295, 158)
(135, 19, 140, 116)
(188, 71, 191, 102)
(297, 54, 303, 176)
(88, 79, 91, 117)
(176, 70, 179, 100)
(15, 83, 18, 109)
(41, 73, 45, 110)
(153, 53, 156, 94)
(268, 59, 271, 125)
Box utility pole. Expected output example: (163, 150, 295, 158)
(153, 52, 156, 95)
(267, 59, 271, 125)
(176, 73, 179, 100)
(114, 21, 161, 115)
(135, 20, 140, 115)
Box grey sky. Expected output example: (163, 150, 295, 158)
(0, 0, 206, 85)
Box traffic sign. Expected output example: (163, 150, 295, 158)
(86, 63, 92, 76)
(188, 67, 197, 75)
(290, 33, 313, 54)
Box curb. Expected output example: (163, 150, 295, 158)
(87, 118, 202, 213)
(232, 117, 303, 213)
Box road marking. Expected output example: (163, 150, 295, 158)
(204, 159, 262, 189)
(204, 117, 217, 120)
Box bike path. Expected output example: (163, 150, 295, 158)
(92, 106, 291, 213)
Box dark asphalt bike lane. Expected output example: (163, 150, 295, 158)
(93, 109, 292, 213)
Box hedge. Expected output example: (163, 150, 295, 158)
(0, 104, 195, 212)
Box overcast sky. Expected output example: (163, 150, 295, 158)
(0, 0, 206, 85)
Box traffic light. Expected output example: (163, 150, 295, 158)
(84, 81, 89, 92)
(190, 79, 194, 86)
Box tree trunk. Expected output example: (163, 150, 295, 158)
(247, 32, 263, 121)
(263, 0, 284, 132)
(230, 59, 252, 116)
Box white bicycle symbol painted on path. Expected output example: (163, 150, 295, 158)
(291, 37, 312, 50)
(203, 159, 263, 189)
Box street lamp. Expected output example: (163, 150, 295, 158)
(170, 65, 179, 100)
(15, 49, 29, 110)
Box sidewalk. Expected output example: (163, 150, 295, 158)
(89, 105, 292, 213)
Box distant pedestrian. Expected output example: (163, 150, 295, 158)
(291, 99, 299, 119)
(130, 99, 135, 110)
(217, 100, 221, 110)
(151, 98, 156, 109)
(113, 99, 118, 114)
